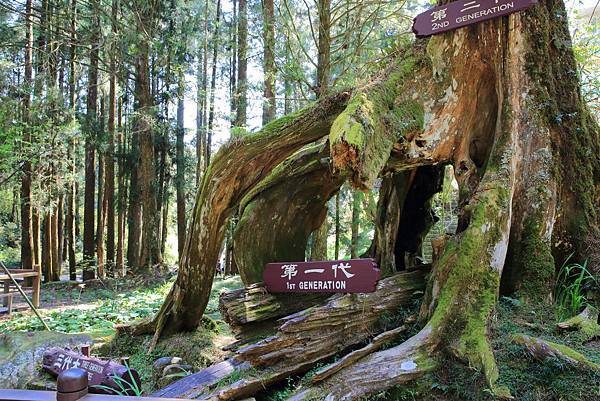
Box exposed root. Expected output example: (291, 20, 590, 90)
(288, 327, 439, 401)
(557, 306, 600, 340)
(309, 322, 410, 384)
(512, 333, 600, 371)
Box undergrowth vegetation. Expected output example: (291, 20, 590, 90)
(555, 257, 597, 321)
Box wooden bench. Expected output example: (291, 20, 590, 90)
(0, 266, 41, 314)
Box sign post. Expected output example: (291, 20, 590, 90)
(412, 0, 538, 38)
(264, 259, 380, 293)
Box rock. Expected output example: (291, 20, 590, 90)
(0, 331, 93, 389)
(157, 364, 193, 388)
(152, 356, 182, 372)
(162, 363, 193, 377)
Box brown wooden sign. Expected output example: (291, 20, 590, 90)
(264, 258, 380, 293)
(42, 348, 141, 395)
(412, 0, 538, 38)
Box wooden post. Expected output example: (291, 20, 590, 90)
(0, 261, 49, 330)
(32, 263, 41, 307)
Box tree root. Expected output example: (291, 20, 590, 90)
(557, 306, 600, 340)
(512, 333, 599, 371)
(289, 327, 439, 401)
(309, 322, 410, 384)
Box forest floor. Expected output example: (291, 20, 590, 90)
(1, 277, 598, 400)
(0, 273, 243, 393)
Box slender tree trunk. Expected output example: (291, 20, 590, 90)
(136, 4, 162, 271)
(50, 205, 60, 281)
(350, 190, 361, 258)
(206, 0, 222, 169)
(334, 193, 340, 259)
(42, 212, 52, 282)
(234, 0, 247, 128)
(83, 0, 100, 279)
(57, 194, 64, 267)
(106, 0, 119, 272)
(196, 46, 205, 184)
(20, 0, 34, 271)
(176, 71, 186, 258)
(262, 0, 276, 124)
(308, 0, 332, 258)
(116, 96, 127, 276)
(67, 0, 77, 280)
(316, 0, 331, 96)
(96, 98, 106, 277)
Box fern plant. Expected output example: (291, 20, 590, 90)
(555, 256, 597, 321)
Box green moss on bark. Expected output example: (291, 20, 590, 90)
(516, 216, 555, 301)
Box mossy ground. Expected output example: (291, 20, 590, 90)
(368, 297, 599, 401)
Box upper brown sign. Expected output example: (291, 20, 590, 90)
(264, 258, 381, 293)
(412, 0, 538, 38)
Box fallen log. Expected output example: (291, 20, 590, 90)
(309, 322, 410, 383)
(512, 334, 599, 371)
(158, 268, 427, 400)
(557, 306, 600, 340)
(218, 283, 329, 337)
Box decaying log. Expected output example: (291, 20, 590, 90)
(309, 322, 410, 384)
(236, 268, 426, 368)
(151, 359, 250, 398)
(218, 283, 329, 337)
(158, 269, 427, 399)
(557, 306, 600, 340)
(512, 334, 599, 371)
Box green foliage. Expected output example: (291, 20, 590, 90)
(0, 281, 171, 333)
(91, 360, 143, 396)
(555, 257, 597, 321)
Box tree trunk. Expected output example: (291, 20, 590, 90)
(206, 0, 222, 169)
(67, 0, 77, 279)
(234, 0, 247, 128)
(310, 221, 328, 261)
(262, 0, 276, 124)
(176, 70, 186, 259)
(316, 0, 331, 96)
(127, 120, 142, 271)
(20, 0, 34, 271)
(83, 0, 100, 279)
(133, 91, 350, 343)
(350, 190, 361, 258)
(136, 16, 162, 271)
(96, 98, 106, 278)
(116, 96, 127, 276)
(106, 0, 118, 272)
(233, 143, 344, 284)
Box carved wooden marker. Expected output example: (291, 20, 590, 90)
(43, 347, 141, 395)
(264, 258, 381, 293)
(412, 0, 538, 38)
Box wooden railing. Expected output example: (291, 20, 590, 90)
(0, 369, 187, 401)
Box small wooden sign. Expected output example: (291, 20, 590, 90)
(264, 258, 381, 293)
(412, 0, 538, 38)
(42, 347, 141, 394)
